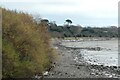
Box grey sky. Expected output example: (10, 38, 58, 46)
(0, 0, 119, 27)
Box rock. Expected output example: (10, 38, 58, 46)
(105, 73, 110, 77)
(54, 46, 58, 49)
(98, 72, 102, 75)
(90, 72, 96, 75)
(111, 73, 116, 76)
(96, 47, 101, 51)
(77, 67, 80, 69)
(91, 69, 96, 72)
(65, 72, 68, 75)
(113, 66, 117, 69)
(96, 72, 99, 75)
(100, 65, 104, 67)
(34, 75, 43, 79)
(108, 75, 113, 78)
(43, 71, 49, 76)
(93, 60, 96, 62)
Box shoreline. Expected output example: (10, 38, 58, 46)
(45, 38, 120, 78)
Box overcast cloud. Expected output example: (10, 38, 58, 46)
(0, 0, 119, 27)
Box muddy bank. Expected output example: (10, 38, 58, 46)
(44, 39, 120, 78)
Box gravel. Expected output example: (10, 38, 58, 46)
(45, 39, 120, 78)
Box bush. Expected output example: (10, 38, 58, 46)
(2, 8, 55, 78)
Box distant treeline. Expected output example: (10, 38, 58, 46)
(41, 19, 118, 38)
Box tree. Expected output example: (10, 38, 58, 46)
(41, 19, 49, 25)
(65, 19, 72, 26)
(41, 19, 49, 23)
(65, 19, 77, 39)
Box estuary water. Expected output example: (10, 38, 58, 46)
(61, 38, 119, 67)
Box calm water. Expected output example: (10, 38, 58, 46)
(61, 38, 119, 66)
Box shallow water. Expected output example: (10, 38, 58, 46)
(81, 49, 118, 66)
(61, 38, 119, 66)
